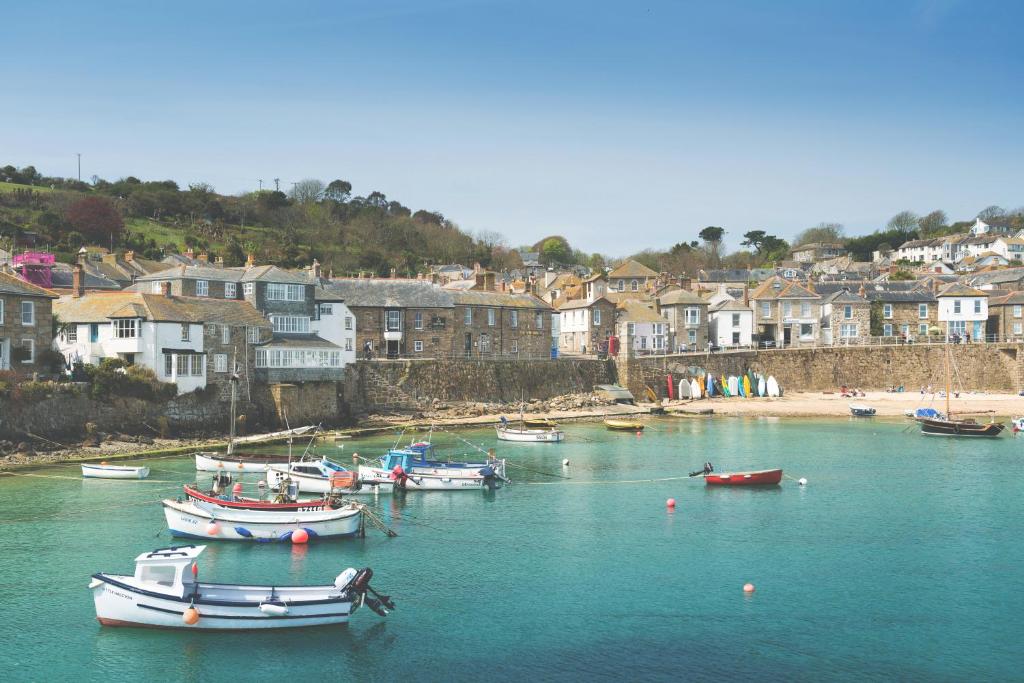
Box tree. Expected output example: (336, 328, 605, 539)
(538, 236, 572, 265)
(324, 179, 352, 202)
(886, 211, 919, 235)
(741, 230, 767, 252)
(699, 226, 725, 245)
(366, 191, 388, 209)
(793, 222, 844, 246)
(918, 210, 948, 237)
(290, 179, 325, 204)
(977, 205, 1006, 221)
(257, 190, 290, 210)
(66, 196, 123, 243)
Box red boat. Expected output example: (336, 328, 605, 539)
(183, 485, 335, 511)
(704, 469, 783, 486)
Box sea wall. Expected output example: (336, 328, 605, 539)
(617, 343, 1024, 397)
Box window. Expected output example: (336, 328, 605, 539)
(20, 301, 34, 326)
(510, 310, 518, 328)
(630, 279, 639, 292)
(640, 336, 647, 350)
(1015, 323, 1023, 336)
(180, 324, 190, 342)
(760, 302, 771, 318)
(919, 324, 929, 336)
(214, 354, 228, 373)
(225, 282, 236, 298)
(652, 323, 664, 335)
(1015, 306, 1023, 318)
(414, 312, 423, 330)
(190, 354, 203, 376)
(266, 283, 304, 301)
(626, 322, 636, 336)
(90, 323, 99, 342)
(901, 324, 909, 335)
(386, 310, 401, 331)
(953, 300, 961, 314)
(843, 305, 852, 320)
(800, 323, 813, 339)
(243, 283, 254, 297)
(949, 320, 966, 336)
(255, 348, 342, 368)
(345, 338, 353, 351)
(196, 280, 209, 297)
(883, 304, 893, 319)
(840, 323, 858, 338)
(535, 312, 543, 329)
(320, 303, 333, 316)
(65, 325, 77, 343)
(883, 323, 893, 336)
(919, 304, 928, 319)
(345, 316, 353, 330)
(176, 354, 188, 375)
(115, 319, 138, 338)
(0, 299, 3, 323)
(800, 302, 811, 318)
(487, 309, 496, 326)
(511, 340, 518, 353)
(247, 326, 262, 344)
(164, 354, 173, 376)
(271, 316, 310, 333)
(151, 281, 164, 293)
(688, 329, 696, 344)
(782, 302, 792, 318)
(21, 339, 33, 363)
(221, 325, 231, 344)
(732, 313, 741, 327)
(974, 300, 982, 314)
(413, 340, 423, 353)
(685, 307, 700, 325)
(593, 309, 601, 325)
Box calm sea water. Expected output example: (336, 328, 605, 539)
(1, 417, 1022, 682)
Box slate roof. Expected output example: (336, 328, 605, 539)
(0, 270, 57, 298)
(50, 263, 121, 291)
(450, 290, 552, 310)
(55, 292, 269, 325)
(989, 292, 1024, 306)
(135, 264, 310, 286)
(658, 289, 707, 306)
(617, 301, 665, 323)
(711, 298, 753, 313)
(824, 289, 869, 304)
(936, 283, 988, 297)
(863, 290, 936, 303)
(262, 334, 340, 349)
(749, 276, 821, 301)
(320, 278, 454, 308)
(559, 296, 612, 310)
(608, 259, 658, 279)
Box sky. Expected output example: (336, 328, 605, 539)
(2, 0, 1023, 255)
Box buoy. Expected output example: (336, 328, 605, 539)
(562, 458, 570, 466)
(205, 521, 220, 536)
(666, 498, 676, 509)
(191, 562, 198, 578)
(292, 528, 309, 544)
(636, 431, 642, 437)
(232, 483, 243, 495)
(798, 478, 807, 486)
(743, 583, 755, 593)
(182, 606, 200, 625)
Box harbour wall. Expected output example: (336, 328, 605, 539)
(617, 344, 1024, 398)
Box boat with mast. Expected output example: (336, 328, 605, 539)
(919, 334, 1005, 437)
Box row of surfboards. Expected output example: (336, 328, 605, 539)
(672, 372, 781, 399)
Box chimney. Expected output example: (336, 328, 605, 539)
(390, 267, 397, 279)
(215, 256, 224, 266)
(743, 283, 749, 307)
(72, 264, 84, 298)
(245, 253, 255, 268)
(312, 259, 321, 280)
(198, 252, 209, 263)
(430, 273, 439, 284)
(102, 253, 117, 265)
(161, 281, 172, 298)
(475, 272, 485, 290)
(484, 272, 496, 292)
(473, 262, 481, 274)
(124, 250, 135, 263)
(186, 248, 195, 260)
(858, 283, 866, 298)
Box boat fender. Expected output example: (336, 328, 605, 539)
(88, 578, 104, 589)
(259, 600, 289, 616)
(234, 526, 253, 538)
(302, 527, 318, 539)
(335, 567, 358, 589)
(351, 567, 374, 593)
(279, 530, 293, 542)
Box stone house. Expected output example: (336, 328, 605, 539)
(709, 298, 753, 348)
(791, 242, 847, 264)
(615, 301, 668, 355)
(54, 285, 269, 395)
(558, 294, 616, 356)
(820, 290, 870, 345)
(0, 269, 56, 373)
(749, 276, 822, 347)
(986, 292, 1024, 341)
(936, 283, 988, 341)
(862, 288, 937, 340)
(657, 289, 710, 352)
(606, 259, 659, 294)
(451, 290, 553, 358)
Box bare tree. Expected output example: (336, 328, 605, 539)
(977, 205, 1006, 221)
(793, 222, 844, 246)
(918, 210, 948, 237)
(290, 178, 325, 204)
(886, 211, 919, 235)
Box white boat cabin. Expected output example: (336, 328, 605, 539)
(132, 545, 203, 597)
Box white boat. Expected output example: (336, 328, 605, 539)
(81, 463, 150, 479)
(266, 458, 394, 495)
(358, 465, 502, 491)
(90, 545, 393, 629)
(495, 425, 565, 442)
(849, 403, 876, 417)
(162, 498, 364, 541)
(195, 452, 289, 473)
(358, 443, 508, 491)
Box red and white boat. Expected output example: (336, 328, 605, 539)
(183, 485, 334, 512)
(704, 469, 783, 486)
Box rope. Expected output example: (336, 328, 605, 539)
(502, 460, 570, 480)
(524, 474, 699, 486)
(0, 471, 181, 484)
(354, 503, 399, 537)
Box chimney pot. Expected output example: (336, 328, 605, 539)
(390, 267, 397, 279)
(72, 264, 84, 298)
(198, 252, 209, 263)
(124, 250, 134, 263)
(312, 259, 321, 280)
(186, 248, 195, 259)
(245, 253, 255, 268)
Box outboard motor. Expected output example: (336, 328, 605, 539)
(479, 465, 498, 490)
(211, 471, 232, 495)
(342, 567, 395, 617)
(286, 479, 299, 502)
(390, 465, 408, 490)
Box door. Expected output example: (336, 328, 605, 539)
(0, 338, 7, 370)
(782, 326, 791, 346)
(89, 324, 99, 343)
(386, 340, 399, 358)
(464, 333, 472, 355)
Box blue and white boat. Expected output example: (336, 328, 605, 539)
(266, 457, 394, 495)
(162, 498, 364, 541)
(359, 442, 507, 491)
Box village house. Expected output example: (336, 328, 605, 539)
(0, 269, 56, 373)
(986, 292, 1024, 341)
(861, 287, 937, 340)
(993, 236, 1024, 262)
(656, 289, 710, 352)
(606, 259, 659, 294)
(820, 289, 870, 345)
(615, 301, 668, 355)
(450, 289, 553, 358)
(749, 276, 822, 347)
(53, 283, 269, 394)
(708, 298, 753, 348)
(557, 274, 615, 356)
(936, 283, 989, 341)
(970, 217, 1015, 236)
(791, 242, 847, 264)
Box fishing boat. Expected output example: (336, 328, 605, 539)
(162, 498, 364, 541)
(849, 404, 876, 417)
(604, 419, 644, 431)
(183, 477, 335, 512)
(195, 452, 290, 473)
(81, 463, 150, 479)
(496, 415, 564, 442)
(89, 545, 393, 629)
(704, 469, 783, 486)
(266, 458, 394, 495)
(919, 335, 1006, 438)
(359, 442, 507, 491)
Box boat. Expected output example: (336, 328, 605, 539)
(195, 452, 290, 473)
(359, 442, 507, 491)
(919, 337, 1006, 438)
(81, 463, 150, 479)
(90, 545, 393, 629)
(1013, 417, 1024, 433)
(849, 404, 876, 417)
(604, 419, 644, 431)
(266, 457, 394, 495)
(183, 478, 335, 512)
(704, 469, 783, 486)
(496, 414, 564, 442)
(162, 498, 364, 541)
(522, 417, 557, 429)
(905, 407, 944, 420)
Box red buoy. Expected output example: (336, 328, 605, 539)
(743, 583, 755, 593)
(232, 483, 243, 495)
(292, 528, 309, 544)
(666, 498, 676, 509)
(191, 562, 198, 578)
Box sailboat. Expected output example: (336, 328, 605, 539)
(496, 403, 564, 443)
(919, 335, 1005, 438)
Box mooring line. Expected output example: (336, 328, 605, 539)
(524, 475, 699, 486)
(0, 471, 181, 484)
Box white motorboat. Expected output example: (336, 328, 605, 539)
(359, 442, 508, 491)
(496, 425, 564, 443)
(89, 545, 393, 629)
(81, 463, 150, 479)
(849, 403, 876, 417)
(162, 498, 364, 541)
(266, 458, 394, 495)
(195, 452, 289, 473)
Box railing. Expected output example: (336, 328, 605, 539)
(362, 350, 559, 362)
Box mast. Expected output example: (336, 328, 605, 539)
(944, 336, 951, 418)
(227, 354, 238, 455)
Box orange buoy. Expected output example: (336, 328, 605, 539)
(292, 528, 309, 544)
(743, 583, 755, 593)
(232, 483, 243, 495)
(205, 522, 220, 536)
(100, 461, 108, 465)
(636, 431, 642, 437)
(183, 606, 200, 625)
(666, 498, 676, 509)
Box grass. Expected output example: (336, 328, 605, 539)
(0, 181, 56, 194)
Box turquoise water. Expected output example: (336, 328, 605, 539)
(1, 418, 1022, 681)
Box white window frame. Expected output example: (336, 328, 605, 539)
(345, 316, 353, 330)
(164, 354, 173, 377)
(224, 282, 236, 298)
(883, 304, 893, 319)
(760, 302, 771, 318)
(593, 308, 601, 326)
(176, 354, 188, 375)
(487, 309, 496, 327)
(685, 307, 699, 325)
(974, 299, 982, 314)
(270, 316, 311, 333)
(21, 339, 33, 363)
(1015, 323, 1023, 336)
(214, 354, 228, 373)
(345, 338, 353, 351)
(732, 313, 741, 327)
(21, 301, 34, 326)
(195, 280, 209, 297)
(843, 305, 852, 320)
(243, 282, 254, 297)
(840, 323, 858, 339)
(535, 312, 543, 329)
(151, 281, 165, 294)
(266, 283, 304, 301)
(386, 310, 401, 331)
(1014, 305, 1023, 319)
(320, 303, 333, 316)
(919, 323, 929, 336)
(414, 311, 423, 330)
(883, 323, 893, 337)
(464, 307, 473, 324)
(247, 326, 262, 344)
(800, 302, 811, 318)
(190, 354, 203, 376)
(919, 304, 928, 319)
(115, 318, 138, 339)
(510, 310, 518, 328)
(511, 339, 518, 353)
(626, 322, 636, 336)
(953, 300, 961, 314)
(630, 279, 639, 292)
(413, 340, 424, 353)
(221, 325, 231, 344)
(180, 323, 190, 342)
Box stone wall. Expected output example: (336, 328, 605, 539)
(617, 343, 1024, 397)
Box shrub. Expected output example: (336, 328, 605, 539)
(82, 359, 177, 401)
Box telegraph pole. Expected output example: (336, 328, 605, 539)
(77, 153, 81, 181)
(258, 178, 263, 191)
(273, 178, 280, 192)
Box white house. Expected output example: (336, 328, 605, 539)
(994, 237, 1024, 262)
(311, 288, 357, 366)
(708, 299, 753, 348)
(970, 218, 1013, 236)
(936, 283, 988, 341)
(616, 301, 668, 354)
(557, 275, 615, 355)
(54, 289, 269, 394)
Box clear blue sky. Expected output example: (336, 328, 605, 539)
(2, 0, 1022, 254)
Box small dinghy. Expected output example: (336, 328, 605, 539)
(90, 545, 393, 629)
(81, 463, 150, 479)
(184, 474, 335, 512)
(604, 419, 644, 431)
(522, 417, 557, 429)
(496, 416, 564, 442)
(163, 498, 364, 541)
(692, 466, 783, 486)
(195, 452, 289, 473)
(849, 403, 876, 417)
